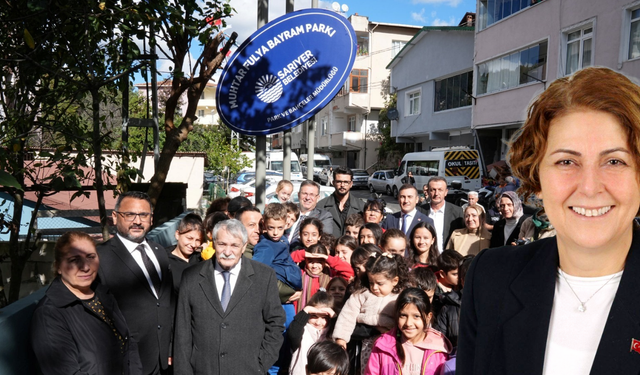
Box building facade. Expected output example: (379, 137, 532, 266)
(134, 81, 218, 125)
(473, 0, 640, 167)
(388, 26, 475, 153)
(290, 14, 421, 170)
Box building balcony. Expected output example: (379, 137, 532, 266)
(317, 131, 364, 151)
(333, 90, 370, 114)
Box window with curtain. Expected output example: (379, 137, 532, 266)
(407, 91, 421, 115)
(478, 0, 545, 30)
(629, 9, 640, 60)
(565, 26, 593, 76)
(350, 69, 368, 93)
(477, 41, 548, 95)
(348, 115, 356, 131)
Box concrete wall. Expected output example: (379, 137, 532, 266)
(134, 154, 205, 210)
(0, 288, 45, 375)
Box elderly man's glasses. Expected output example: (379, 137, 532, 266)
(116, 211, 152, 222)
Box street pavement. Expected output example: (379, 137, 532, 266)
(350, 188, 400, 214)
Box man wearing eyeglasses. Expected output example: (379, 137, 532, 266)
(317, 167, 365, 236)
(287, 180, 334, 244)
(97, 191, 175, 375)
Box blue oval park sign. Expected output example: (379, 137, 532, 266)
(216, 9, 357, 136)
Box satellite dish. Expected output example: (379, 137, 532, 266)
(387, 108, 399, 120)
(341, 4, 349, 13)
(332, 2, 340, 11)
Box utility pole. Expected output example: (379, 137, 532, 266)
(283, 0, 294, 181)
(306, 0, 318, 181)
(255, 0, 269, 211)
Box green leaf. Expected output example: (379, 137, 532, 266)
(0, 171, 23, 191)
(24, 28, 35, 49)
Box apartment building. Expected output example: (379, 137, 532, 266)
(473, 0, 640, 166)
(134, 81, 218, 125)
(388, 24, 475, 152)
(290, 14, 421, 170)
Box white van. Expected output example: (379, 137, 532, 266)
(299, 153, 332, 180)
(240, 151, 304, 180)
(267, 151, 303, 180)
(392, 147, 482, 198)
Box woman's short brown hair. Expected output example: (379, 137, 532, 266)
(53, 231, 96, 274)
(509, 67, 640, 201)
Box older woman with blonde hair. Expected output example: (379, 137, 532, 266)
(458, 67, 640, 374)
(446, 205, 491, 256)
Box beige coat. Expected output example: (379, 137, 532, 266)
(446, 227, 492, 256)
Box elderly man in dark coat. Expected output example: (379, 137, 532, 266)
(173, 219, 286, 374)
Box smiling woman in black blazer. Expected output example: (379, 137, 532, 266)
(457, 67, 640, 374)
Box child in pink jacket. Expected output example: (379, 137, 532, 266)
(365, 288, 451, 375)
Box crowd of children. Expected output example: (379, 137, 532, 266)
(178, 182, 480, 375)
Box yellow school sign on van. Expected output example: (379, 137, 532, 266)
(444, 150, 480, 180)
(392, 147, 482, 198)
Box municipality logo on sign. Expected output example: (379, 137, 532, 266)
(217, 8, 356, 136)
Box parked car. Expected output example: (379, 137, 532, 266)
(228, 172, 282, 199)
(318, 165, 341, 186)
(368, 170, 396, 195)
(231, 170, 283, 185)
(351, 169, 369, 189)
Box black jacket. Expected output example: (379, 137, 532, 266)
(457, 234, 640, 374)
(316, 193, 365, 236)
(97, 237, 175, 374)
(433, 290, 462, 347)
(489, 215, 528, 248)
(31, 277, 142, 375)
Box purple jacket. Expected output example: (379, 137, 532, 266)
(365, 327, 451, 375)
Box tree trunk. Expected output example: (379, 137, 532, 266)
(7, 189, 25, 303)
(92, 88, 110, 241)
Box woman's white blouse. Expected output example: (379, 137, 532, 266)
(542, 269, 623, 375)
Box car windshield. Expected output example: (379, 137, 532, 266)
(385, 172, 394, 179)
(353, 171, 368, 176)
(315, 160, 331, 167)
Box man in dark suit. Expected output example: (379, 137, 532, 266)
(381, 183, 434, 236)
(317, 167, 365, 236)
(97, 191, 175, 375)
(173, 219, 286, 374)
(287, 180, 333, 244)
(420, 177, 465, 253)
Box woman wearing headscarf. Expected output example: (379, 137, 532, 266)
(489, 191, 527, 248)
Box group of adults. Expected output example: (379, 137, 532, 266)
(28, 66, 640, 375)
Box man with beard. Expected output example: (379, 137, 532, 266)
(317, 167, 365, 236)
(97, 191, 175, 375)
